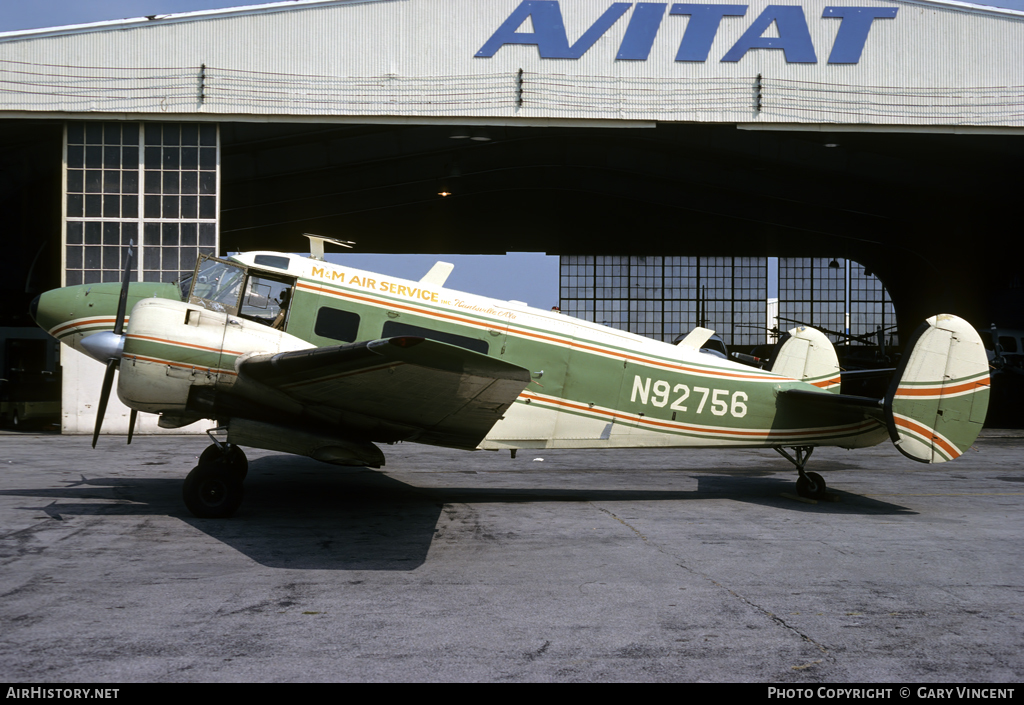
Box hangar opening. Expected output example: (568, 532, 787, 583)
(1, 0, 1022, 431)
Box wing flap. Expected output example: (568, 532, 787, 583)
(240, 336, 531, 448)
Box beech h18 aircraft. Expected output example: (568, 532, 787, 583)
(30, 236, 990, 518)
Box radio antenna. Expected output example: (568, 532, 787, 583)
(303, 233, 355, 260)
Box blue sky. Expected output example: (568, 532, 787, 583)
(324, 253, 561, 309)
(2, 0, 1023, 32)
(0, 2, 256, 32)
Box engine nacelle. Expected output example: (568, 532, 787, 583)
(117, 298, 312, 417)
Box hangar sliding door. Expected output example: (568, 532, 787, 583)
(63, 121, 219, 286)
(61, 121, 220, 435)
(559, 255, 768, 347)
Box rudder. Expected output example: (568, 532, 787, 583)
(884, 314, 990, 463)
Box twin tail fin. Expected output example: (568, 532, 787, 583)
(770, 325, 842, 393)
(883, 314, 990, 463)
(773, 314, 990, 463)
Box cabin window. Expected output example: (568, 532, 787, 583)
(381, 321, 488, 355)
(999, 336, 1018, 353)
(315, 307, 361, 342)
(254, 255, 291, 271)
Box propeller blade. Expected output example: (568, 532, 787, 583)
(92, 358, 118, 448)
(127, 409, 137, 445)
(92, 241, 136, 449)
(112, 239, 135, 336)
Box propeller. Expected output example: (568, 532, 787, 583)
(86, 241, 135, 448)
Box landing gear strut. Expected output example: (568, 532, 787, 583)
(182, 442, 248, 518)
(198, 443, 248, 480)
(774, 446, 828, 500)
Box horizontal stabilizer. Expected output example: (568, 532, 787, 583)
(675, 327, 715, 350)
(778, 389, 883, 417)
(420, 261, 454, 287)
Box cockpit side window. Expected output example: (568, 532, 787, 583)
(241, 274, 295, 329)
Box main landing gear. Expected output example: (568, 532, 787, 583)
(182, 441, 248, 518)
(774, 445, 829, 501)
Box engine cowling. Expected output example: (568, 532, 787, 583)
(118, 298, 312, 418)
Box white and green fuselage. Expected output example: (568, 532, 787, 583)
(33, 251, 989, 464)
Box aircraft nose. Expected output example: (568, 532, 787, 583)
(29, 289, 63, 335)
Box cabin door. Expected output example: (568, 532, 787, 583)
(491, 315, 573, 443)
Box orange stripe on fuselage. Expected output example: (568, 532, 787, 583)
(122, 354, 237, 377)
(125, 333, 244, 357)
(296, 282, 782, 383)
(51, 316, 124, 337)
(519, 392, 880, 441)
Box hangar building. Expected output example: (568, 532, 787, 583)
(1, 0, 1022, 433)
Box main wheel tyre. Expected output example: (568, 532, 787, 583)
(796, 471, 827, 500)
(198, 444, 248, 480)
(182, 465, 244, 518)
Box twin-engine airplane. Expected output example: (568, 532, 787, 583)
(30, 237, 990, 518)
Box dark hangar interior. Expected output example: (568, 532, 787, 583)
(3, 118, 1022, 338)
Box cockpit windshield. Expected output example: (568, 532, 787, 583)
(176, 273, 193, 302)
(188, 256, 246, 315)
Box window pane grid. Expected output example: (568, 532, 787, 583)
(561, 256, 892, 349)
(560, 256, 767, 346)
(65, 122, 218, 286)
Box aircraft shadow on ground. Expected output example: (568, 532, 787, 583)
(1, 455, 916, 570)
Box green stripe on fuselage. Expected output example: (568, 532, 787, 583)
(289, 274, 852, 443)
(124, 336, 234, 371)
(35, 282, 181, 340)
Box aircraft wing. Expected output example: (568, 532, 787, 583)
(239, 336, 531, 449)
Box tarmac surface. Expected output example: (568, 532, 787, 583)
(1, 430, 1022, 683)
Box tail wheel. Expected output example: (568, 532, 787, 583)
(183, 465, 244, 518)
(796, 471, 827, 500)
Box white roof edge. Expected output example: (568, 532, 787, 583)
(900, 0, 1024, 18)
(0, 0, 1022, 42)
(0, 0, 391, 42)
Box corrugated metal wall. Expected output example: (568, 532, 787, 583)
(1, 0, 1022, 126)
